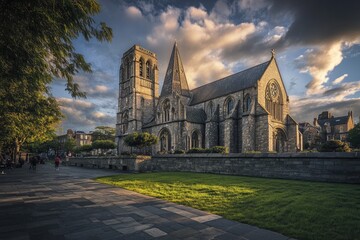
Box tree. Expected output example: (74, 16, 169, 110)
(0, 0, 112, 159)
(75, 144, 93, 154)
(92, 126, 115, 142)
(124, 132, 158, 154)
(64, 138, 76, 155)
(0, 0, 112, 98)
(92, 140, 116, 154)
(319, 140, 351, 152)
(348, 123, 360, 148)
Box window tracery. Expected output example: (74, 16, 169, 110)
(265, 80, 282, 120)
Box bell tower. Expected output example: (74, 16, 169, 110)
(116, 45, 159, 152)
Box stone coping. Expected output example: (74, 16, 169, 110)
(153, 152, 360, 159)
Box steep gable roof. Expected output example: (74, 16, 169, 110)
(186, 107, 207, 123)
(160, 42, 190, 98)
(318, 116, 349, 126)
(190, 61, 270, 105)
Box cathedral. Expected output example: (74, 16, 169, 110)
(116, 43, 302, 154)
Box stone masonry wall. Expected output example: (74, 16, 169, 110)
(69, 156, 150, 172)
(69, 153, 360, 183)
(139, 153, 360, 183)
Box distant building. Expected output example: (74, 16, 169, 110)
(299, 122, 321, 149)
(58, 129, 92, 148)
(314, 111, 354, 142)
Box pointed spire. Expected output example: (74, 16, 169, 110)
(160, 42, 190, 97)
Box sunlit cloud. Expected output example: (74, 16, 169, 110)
(333, 74, 348, 85)
(126, 6, 142, 19)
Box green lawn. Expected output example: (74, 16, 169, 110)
(96, 172, 360, 240)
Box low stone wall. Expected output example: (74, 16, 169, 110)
(69, 153, 360, 183)
(140, 152, 360, 183)
(68, 156, 150, 171)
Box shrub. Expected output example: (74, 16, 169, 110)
(244, 150, 262, 154)
(174, 149, 185, 154)
(187, 148, 209, 153)
(124, 132, 158, 152)
(210, 146, 228, 154)
(92, 140, 116, 150)
(348, 123, 360, 148)
(319, 140, 351, 152)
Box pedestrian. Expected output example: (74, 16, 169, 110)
(55, 155, 61, 171)
(30, 156, 37, 171)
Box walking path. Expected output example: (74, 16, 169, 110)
(0, 163, 294, 240)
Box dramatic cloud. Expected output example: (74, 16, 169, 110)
(290, 79, 360, 123)
(333, 74, 348, 85)
(295, 42, 343, 95)
(268, 0, 360, 46)
(57, 98, 115, 132)
(145, 4, 280, 88)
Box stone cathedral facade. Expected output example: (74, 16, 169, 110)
(116, 43, 302, 154)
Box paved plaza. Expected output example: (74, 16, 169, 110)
(0, 163, 294, 240)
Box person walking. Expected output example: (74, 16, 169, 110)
(54, 155, 61, 171)
(30, 156, 37, 171)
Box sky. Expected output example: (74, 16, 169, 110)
(53, 0, 360, 134)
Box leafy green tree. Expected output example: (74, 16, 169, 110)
(92, 140, 116, 151)
(92, 126, 115, 142)
(0, 0, 112, 159)
(319, 140, 351, 152)
(0, 0, 112, 98)
(124, 132, 158, 154)
(348, 123, 360, 148)
(75, 144, 93, 154)
(64, 138, 76, 154)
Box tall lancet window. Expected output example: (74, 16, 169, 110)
(139, 59, 144, 77)
(244, 94, 251, 112)
(265, 80, 283, 121)
(163, 99, 170, 122)
(122, 111, 129, 134)
(126, 58, 131, 79)
(146, 61, 150, 79)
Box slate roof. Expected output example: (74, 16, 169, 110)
(190, 61, 270, 105)
(318, 116, 349, 126)
(186, 107, 207, 123)
(160, 42, 191, 97)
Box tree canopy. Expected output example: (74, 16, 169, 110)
(0, 0, 112, 159)
(0, 0, 112, 97)
(92, 140, 116, 150)
(319, 140, 351, 152)
(124, 132, 158, 150)
(92, 126, 116, 142)
(348, 123, 360, 148)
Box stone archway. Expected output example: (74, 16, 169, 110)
(191, 130, 200, 148)
(274, 129, 287, 152)
(159, 128, 171, 152)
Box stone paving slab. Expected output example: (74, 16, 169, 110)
(0, 163, 295, 239)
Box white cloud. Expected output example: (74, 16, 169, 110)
(333, 74, 348, 85)
(126, 6, 142, 18)
(295, 41, 343, 95)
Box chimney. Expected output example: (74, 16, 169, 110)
(313, 118, 317, 126)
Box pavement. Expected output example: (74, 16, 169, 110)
(0, 163, 294, 240)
